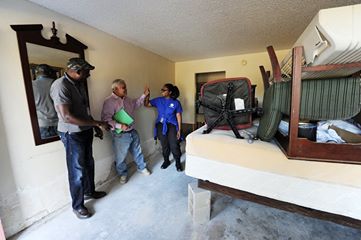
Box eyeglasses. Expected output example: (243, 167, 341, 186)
(161, 88, 168, 92)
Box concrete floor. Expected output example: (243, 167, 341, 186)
(10, 150, 361, 240)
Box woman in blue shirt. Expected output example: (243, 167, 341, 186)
(145, 83, 183, 171)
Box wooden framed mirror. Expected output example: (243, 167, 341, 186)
(11, 22, 88, 145)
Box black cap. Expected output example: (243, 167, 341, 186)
(67, 58, 95, 71)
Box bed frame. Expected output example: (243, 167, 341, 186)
(198, 180, 361, 229)
(186, 125, 361, 229)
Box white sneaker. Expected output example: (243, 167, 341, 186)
(139, 168, 151, 176)
(119, 175, 127, 184)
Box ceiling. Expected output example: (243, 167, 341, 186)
(28, 0, 361, 62)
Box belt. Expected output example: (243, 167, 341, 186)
(67, 128, 93, 135)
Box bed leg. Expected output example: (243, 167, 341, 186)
(188, 182, 211, 224)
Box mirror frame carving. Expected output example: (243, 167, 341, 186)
(11, 22, 88, 145)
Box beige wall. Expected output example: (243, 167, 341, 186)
(0, 1, 293, 237)
(175, 50, 289, 123)
(0, 0, 174, 237)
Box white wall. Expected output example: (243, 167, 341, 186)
(0, 0, 174, 237)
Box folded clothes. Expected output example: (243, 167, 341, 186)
(317, 120, 361, 143)
(316, 124, 344, 143)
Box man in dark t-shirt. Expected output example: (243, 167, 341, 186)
(50, 58, 110, 219)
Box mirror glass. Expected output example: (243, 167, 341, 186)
(11, 23, 88, 145)
(27, 43, 79, 140)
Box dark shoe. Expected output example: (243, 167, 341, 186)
(73, 207, 91, 219)
(160, 161, 171, 169)
(84, 191, 107, 200)
(176, 164, 183, 172)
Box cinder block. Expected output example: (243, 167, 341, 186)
(188, 182, 211, 224)
(193, 206, 210, 223)
(193, 193, 211, 208)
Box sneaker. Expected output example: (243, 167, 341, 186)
(139, 168, 151, 176)
(120, 175, 127, 184)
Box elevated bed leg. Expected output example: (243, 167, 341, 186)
(188, 182, 211, 224)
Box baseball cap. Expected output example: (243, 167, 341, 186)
(35, 64, 53, 76)
(67, 58, 95, 71)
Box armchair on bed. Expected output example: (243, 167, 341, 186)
(258, 46, 361, 163)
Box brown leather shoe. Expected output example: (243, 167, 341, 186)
(73, 207, 91, 219)
(84, 191, 107, 200)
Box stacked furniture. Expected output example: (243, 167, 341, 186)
(258, 4, 361, 163)
(185, 4, 361, 227)
(258, 46, 361, 163)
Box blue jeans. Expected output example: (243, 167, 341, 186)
(112, 129, 146, 176)
(59, 129, 95, 210)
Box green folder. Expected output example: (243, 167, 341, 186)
(113, 108, 134, 134)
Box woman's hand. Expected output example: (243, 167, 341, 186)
(144, 86, 150, 96)
(177, 130, 181, 140)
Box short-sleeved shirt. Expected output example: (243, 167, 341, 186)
(32, 76, 58, 127)
(150, 97, 182, 135)
(50, 74, 92, 133)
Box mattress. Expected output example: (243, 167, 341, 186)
(185, 125, 361, 220)
(281, 4, 361, 79)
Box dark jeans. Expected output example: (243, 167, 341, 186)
(40, 126, 58, 139)
(59, 129, 95, 210)
(156, 123, 181, 164)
